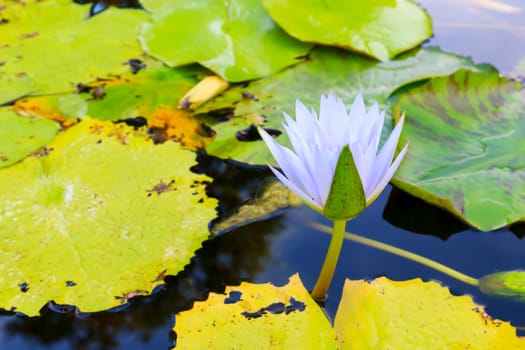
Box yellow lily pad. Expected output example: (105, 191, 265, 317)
(174, 274, 338, 349)
(0, 118, 217, 315)
(335, 277, 525, 349)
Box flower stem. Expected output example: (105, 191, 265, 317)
(311, 219, 347, 301)
(311, 222, 479, 287)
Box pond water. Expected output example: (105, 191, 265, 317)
(1, 1, 525, 349)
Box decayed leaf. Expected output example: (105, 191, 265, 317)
(139, 0, 313, 82)
(393, 69, 525, 230)
(0, 108, 60, 168)
(147, 107, 215, 150)
(198, 46, 492, 165)
(13, 95, 81, 128)
(335, 277, 525, 349)
(262, 0, 432, 61)
(0, 118, 217, 315)
(0, 6, 148, 102)
(174, 274, 338, 349)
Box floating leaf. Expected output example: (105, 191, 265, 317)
(13, 95, 81, 128)
(335, 277, 525, 349)
(11, 60, 208, 118)
(480, 271, 525, 301)
(0, 7, 148, 103)
(262, 0, 432, 61)
(393, 69, 525, 230)
(72, 61, 205, 121)
(139, 0, 313, 82)
(174, 274, 338, 349)
(0, 119, 217, 315)
(198, 47, 492, 165)
(0, 0, 86, 47)
(0, 108, 60, 168)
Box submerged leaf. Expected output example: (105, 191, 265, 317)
(393, 69, 525, 230)
(211, 179, 303, 235)
(174, 274, 338, 349)
(335, 277, 525, 349)
(262, 0, 432, 61)
(0, 119, 217, 315)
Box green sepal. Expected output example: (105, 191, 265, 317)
(479, 270, 525, 302)
(323, 145, 366, 220)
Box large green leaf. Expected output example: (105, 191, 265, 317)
(139, 0, 313, 82)
(335, 277, 525, 349)
(262, 0, 432, 61)
(0, 7, 148, 103)
(0, 108, 60, 168)
(393, 69, 525, 231)
(0, 119, 217, 315)
(174, 274, 338, 349)
(198, 47, 492, 165)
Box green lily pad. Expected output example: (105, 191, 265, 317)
(59, 60, 206, 121)
(0, 7, 148, 103)
(139, 0, 313, 82)
(479, 270, 525, 302)
(0, 118, 217, 315)
(198, 46, 493, 165)
(174, 274, 338, 349)
(0, 0, 86, 47)
(393, 69, 525, 231)
(335, 277, 525, 348)
(262, 0, 432, 61)
(0, 108, 60, 168)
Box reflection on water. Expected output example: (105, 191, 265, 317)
(419, 0, 525, 74)
(2, 1, 525, 349)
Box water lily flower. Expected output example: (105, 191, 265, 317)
(258, 93, 408, 301)
(258, 93, 408, 219)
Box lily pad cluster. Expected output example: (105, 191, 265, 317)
(1, 0, 525, 347)
(175, 275, 525, 349)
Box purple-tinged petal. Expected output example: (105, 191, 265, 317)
(367, 143, 408, 203)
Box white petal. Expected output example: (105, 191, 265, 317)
(365, 115, 406, 200)
(295, 100, 317, 140)
(268, 164, 322, 209)
(259, 128, 309, 189)
(367, 143, 408, 203)
(348, 93, 367, 131)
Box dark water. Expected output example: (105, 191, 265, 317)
(2, 1, 525, 349)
